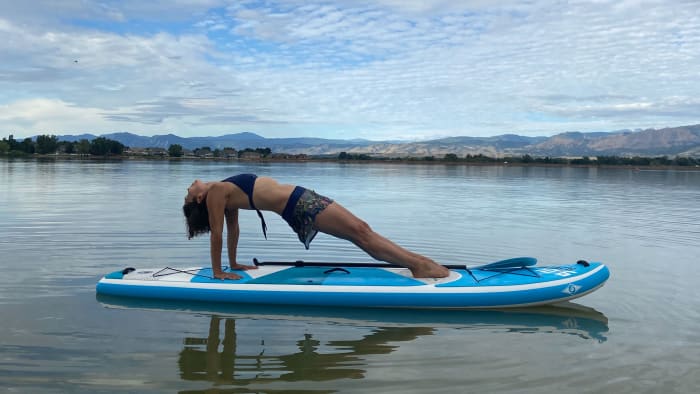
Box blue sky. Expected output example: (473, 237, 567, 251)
(1, 0, 699, 140)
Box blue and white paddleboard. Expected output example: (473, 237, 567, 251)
(96, 258, 610, 309)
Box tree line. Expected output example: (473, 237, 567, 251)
(1, 135, 124, 156)
(2, 134, 697, 166)
(168, 145, 272, 158)
(1, 134, 275, 159)
(337, 152, 700, 166)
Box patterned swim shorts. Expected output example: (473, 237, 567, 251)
(281, 186, 334, 249)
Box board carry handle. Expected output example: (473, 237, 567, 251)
(476, 257, 537, 270)
(324, 267, 351, 274)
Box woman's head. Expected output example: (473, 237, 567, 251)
(185, 179, 207, 204)
(183, 179, 210, 239)
(183, 200, 210, 239)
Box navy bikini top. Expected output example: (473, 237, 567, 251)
(222, 174, 267, 239)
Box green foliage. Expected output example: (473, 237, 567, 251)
(89, 137, 125, 156)
(443, 153, 459, 161)
(6, 135, 20, 151)
(0, 135, 125, 156)
(35, 135, 59, 154)
(337, 151, 371, 160)
(59, 141, 75, 154)
(674, 157, 696, 166)
(19, 138, 35, 154)
(464, 154, 497, 163)
(238, 147, 272, 158)
(168, 144, 184, 157)
(76, 139, 91, 155)
(89, 137, 110, 156)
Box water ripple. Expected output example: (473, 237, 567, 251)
(2, 160, 699, 392)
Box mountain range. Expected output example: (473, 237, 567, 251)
(56, 124, 700, 158)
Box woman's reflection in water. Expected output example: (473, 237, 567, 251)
(179, 315, 434, 385)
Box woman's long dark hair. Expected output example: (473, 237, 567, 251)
(183, 200, 210, 239)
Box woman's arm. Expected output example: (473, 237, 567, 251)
(225, 207, 259, 271)
(225, 208, 240, 266)
(207, 185, 241, 280)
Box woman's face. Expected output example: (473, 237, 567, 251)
(185, 179, 205, 203)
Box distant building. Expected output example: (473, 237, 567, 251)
(269, 153, 308, 160)
(125, 147, 147, 156)
(146, 147, 167, 157)
(222, 147, 237, 159)
(239, 151, 262, 160)
(194, 148, 213, 158)
(562, 156, 598, 161)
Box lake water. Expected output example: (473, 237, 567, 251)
(1, 158, 699, 393)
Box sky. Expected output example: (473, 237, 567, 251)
(1, 0, 699, 141)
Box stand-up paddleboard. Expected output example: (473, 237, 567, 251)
(96, 257, 610, 309)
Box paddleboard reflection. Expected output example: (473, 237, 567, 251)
(96, 294, 607, 342)
(97, 295, 608, 387)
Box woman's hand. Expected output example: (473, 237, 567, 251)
(214, 271, 242, 280)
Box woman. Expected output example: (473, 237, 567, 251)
(183, 174, 449, 280)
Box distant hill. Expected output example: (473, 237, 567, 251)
(53, 124, 700, 157)
(56, 131, 371, 153)
(527, 125, 700, 156)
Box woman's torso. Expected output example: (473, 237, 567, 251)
(223, 175, 296, 215)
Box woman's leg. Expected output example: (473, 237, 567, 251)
(313, 202, 449, 278)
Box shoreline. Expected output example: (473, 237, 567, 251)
(2, 153, 700, 171)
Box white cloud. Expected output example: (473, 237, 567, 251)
(0, 99, 110, 132)
(1, 1, 700, 139)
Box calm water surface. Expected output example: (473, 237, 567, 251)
(1, 159, 699, 393)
